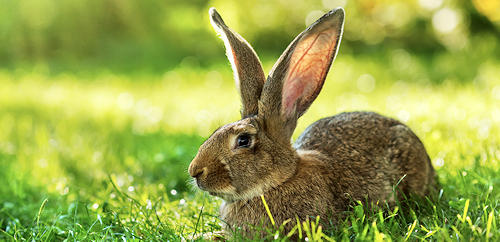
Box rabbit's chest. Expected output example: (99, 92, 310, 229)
(219, 173, 336, 233)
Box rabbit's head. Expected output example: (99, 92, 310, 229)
(189, 7, 344, 202)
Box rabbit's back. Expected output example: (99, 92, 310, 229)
(295, 112, 436, 199)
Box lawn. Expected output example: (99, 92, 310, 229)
(0, 54, 499, 240)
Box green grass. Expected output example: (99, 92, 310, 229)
(0, 56, 499, 240)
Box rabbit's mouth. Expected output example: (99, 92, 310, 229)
(192, 168, 236, 197)
(194, 179, 205, 190)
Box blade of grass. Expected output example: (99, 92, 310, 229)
(36, 198, 49, 228)
(485, 210, 493, 242)
(191, 205, 204, 241)
(404, 220, 417, 241)
(260, 195, 275, 227)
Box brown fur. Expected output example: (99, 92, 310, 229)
(188, 7, 436, 238)
(209, 8, 266, 117)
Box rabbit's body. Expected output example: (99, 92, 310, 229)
(295, 112, 435, 199)
(219, 112, 435, 235)
(189, 7, 436, 238)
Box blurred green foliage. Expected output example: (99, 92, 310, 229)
(1, 0, 499, 82)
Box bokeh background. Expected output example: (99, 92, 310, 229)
(2, 0, 499, 78)
(1, 0, 499, 240)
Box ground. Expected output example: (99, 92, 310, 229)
(0, 57, 499, 240)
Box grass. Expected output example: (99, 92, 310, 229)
(0, 54, 499, 240)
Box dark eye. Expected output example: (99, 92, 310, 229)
(236, 134, 251, 148)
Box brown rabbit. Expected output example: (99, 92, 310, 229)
(188, 7, 436, 238)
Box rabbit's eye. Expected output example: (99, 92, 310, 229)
(236, 134, 251, 148)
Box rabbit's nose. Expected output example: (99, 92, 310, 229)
(191, 168, 206, 179)
(189, 163, 207, 178)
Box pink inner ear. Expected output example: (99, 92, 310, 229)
(282, 31, 338, 117)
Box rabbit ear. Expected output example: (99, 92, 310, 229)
(259, 8, 344, 142)
(209, 8, 266, 118)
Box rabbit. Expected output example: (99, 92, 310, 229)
(188, 7, 436, 238)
